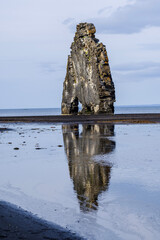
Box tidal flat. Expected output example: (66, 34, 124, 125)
(0, 122, 160, 239)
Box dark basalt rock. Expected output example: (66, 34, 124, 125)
(61, 22, 115, 114)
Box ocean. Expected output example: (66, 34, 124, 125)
(0, 105, 160, 116)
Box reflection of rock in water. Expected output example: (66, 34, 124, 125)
(62, 124, 115, 211)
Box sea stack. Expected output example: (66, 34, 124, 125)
(61, 23, 115, 114)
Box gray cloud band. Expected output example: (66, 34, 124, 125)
(94, 0, 160, 34)
(65, 0, 160, 34)
(113, 62, 160, 81)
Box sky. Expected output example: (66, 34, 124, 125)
(0, 0, 160, 109)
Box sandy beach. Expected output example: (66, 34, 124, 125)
(0, 121, 160, 239)
(0, 201, 83, 240)
(0, 113, 160, 124)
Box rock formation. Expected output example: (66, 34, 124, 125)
(62, 124, 115, 211)
(61, 22, 115, 114)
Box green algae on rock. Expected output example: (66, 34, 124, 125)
(61, 23, 115, 114)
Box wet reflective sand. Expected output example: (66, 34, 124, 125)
(0, 123, 160, 239)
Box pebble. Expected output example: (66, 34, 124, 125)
(14, 147, 19, 150)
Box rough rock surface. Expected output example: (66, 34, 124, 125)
(61, 22, 115, 114)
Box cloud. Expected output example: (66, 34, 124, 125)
(113, 62, 160, 71)
(39, 62, 65, 73)
(90, 0, 160, 34)
(97, 6, 112, 15)
(62, 18, 75, 25)
(112, 62, 160, 81)
(138, 43, 160, 51)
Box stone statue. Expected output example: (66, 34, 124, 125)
(61, 22, 115, 114)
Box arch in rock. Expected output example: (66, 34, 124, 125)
(61, 23, 115, 114)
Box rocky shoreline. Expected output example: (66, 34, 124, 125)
(0, 201, 84, 240)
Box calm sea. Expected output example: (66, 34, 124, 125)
(0, 106, 160, 116)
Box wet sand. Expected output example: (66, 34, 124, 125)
(0, 201, 83, 240)
(0, 113, 160, 124)
(1, 121, 160, 239)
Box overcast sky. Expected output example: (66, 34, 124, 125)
(0, 0, 160, 109)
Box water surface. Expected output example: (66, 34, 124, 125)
(0, 122, 160, 239)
